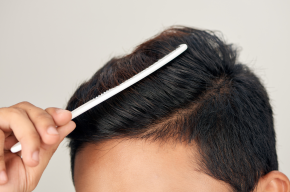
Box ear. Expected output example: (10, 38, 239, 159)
(256, 171, 290, 192)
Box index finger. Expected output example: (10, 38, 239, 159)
(45, 108, 72, 127)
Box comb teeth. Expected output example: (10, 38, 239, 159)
(10, 44, 188, 154)
(71, 44, 188, 119)
(98, 51, 172, 96)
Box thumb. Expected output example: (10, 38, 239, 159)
(45, 108, 72, 126)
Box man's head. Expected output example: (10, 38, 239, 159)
(66, 26, 289, 192)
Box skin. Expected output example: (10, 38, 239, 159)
(0, 102, 76, 192)
(0, 101, 289, 192)
(74, 140, 290, 192)
(74, 139, 231, 192)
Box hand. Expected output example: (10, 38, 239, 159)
(0, 101, 76, 192)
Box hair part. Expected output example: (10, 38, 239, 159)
(66, 26, 278, 192)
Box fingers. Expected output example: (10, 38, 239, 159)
(41, 120, 76, 154)
(0, 130, 7, 184)
(45, 108, 72, 127)
(48, 121, 76, 157)
(28, 121, 76, 179)
(57, 121, 76, 141)
(0, 102, 72, 169)
(0, 107, 41, 167)
(13, 102, 60, 145)
(0, 101, 76, 189)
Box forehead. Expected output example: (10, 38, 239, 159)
(74, 139, 230, 192)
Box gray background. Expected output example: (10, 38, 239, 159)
(0, 0, 289, 191)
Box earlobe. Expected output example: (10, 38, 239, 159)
(256, 171, 290, 192)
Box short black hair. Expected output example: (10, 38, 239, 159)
(66, 26, 278, 192)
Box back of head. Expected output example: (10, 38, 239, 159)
(66, 26, 278, 192)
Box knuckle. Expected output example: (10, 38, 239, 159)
(34, 113, 55, 130)
(9, 107, 26, 118)
(35, 112, 52, 121)
(44, 107, 52, 112)
(44, 107, 55, 116)
(16, 101, 31, 107)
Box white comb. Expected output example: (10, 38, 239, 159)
(10, 44, 188, 153)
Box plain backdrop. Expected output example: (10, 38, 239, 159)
(0, 0, 289, 191)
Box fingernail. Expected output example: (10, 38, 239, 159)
(56, 108, 68, 114)
(47, 126, 59, 135)
(0, 171, 7, 182)
(32, 151, 39, 162)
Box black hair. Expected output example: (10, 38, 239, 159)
(66, 26, 278, 192)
